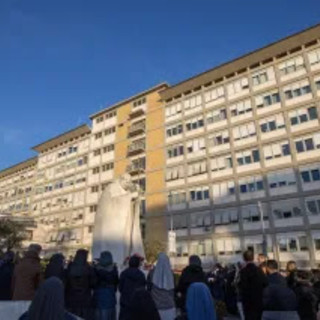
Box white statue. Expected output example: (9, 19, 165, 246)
(92, 174, 145, 266)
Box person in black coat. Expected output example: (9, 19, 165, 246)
(65, 249, 96, 320)
(119, 255, 146, 320)
(239, 250, 268, 320)
(45, 253, 65, 281)
(0, 251, 15, 300)
(294, 270, 318, 320)
(262, 260, 299, 319)
(286, 260, 298, 290)
(176, 255, 206, 311)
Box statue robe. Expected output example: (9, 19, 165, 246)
(92, 180, 144, 266)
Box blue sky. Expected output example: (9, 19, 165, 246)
(0, 0, 319, 170)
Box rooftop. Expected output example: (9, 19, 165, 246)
(32, 124, 91, 153)
(90, 82, 169, 119)
(160, 23, 320, 101)
(0, 157, 38, 179)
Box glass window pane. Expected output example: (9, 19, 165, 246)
(307, 200, 317, 214)
(289, 239, 298, 252)
(305, 138, 315, 151)
(308, 107, 318, 120)
(301, 171, 311, 183)
(295, 141, 304, 153)
(311, 169, 320, 181)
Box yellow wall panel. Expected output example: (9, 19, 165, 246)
(146, 170, 164, 193)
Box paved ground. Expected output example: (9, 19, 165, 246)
(224, 315, 240, 320)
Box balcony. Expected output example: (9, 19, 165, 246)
(127, 140, 145, 156)
(128, 121, 145, 137)
(129, 107, 145, 119)
(127, 159, 146, 175)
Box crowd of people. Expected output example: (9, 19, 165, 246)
(1, 244, 320, 320)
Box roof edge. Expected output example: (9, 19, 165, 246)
(90, 82, 169, 119)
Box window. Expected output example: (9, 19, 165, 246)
(259, 114, 285, 133)
(93, 149, 101, 157)
(186, 137, 206, 153)
(165, 102, 182, 119)
(104, 127, 116, 135)
(227, 77, 249, 97)
(172, 214, 188, 230)
(105, 110, 116, 119)
(102, 144, 114, 153)
(263, 141, 291, 160)
(208, 130, 229, 147)
(255, 90, 281, 109)
(215, 208, 239, 225)
(184, 94, 202, 111)
(166, 123, 183, 137)
(278, 56, 305, 75)
(168, 190, 186, 206)
(102, 162, 114, 172)
(167, 144, 184, 158)
(236, 149, 260, 166)
(284, 79, 311, 100)
(189, 186, 210, 202)
(272, 199, 302, 220)
(242, 204, 268, 223)
(187, 160, 207, 176)
(212, 181, 236, 200)
(233, 122, 256, 141)
(316, 78, 320, 90)
(92, 167, 100, 174)
(308, 48, 320, 66)
(190, 212, 211, 228)
(91, 185, 99, 193)
(204, 86, 224, 103)
(130, 157, 146, 171)
(133, 97, 146, 108)
(268, 168, 296, 190)
(186, 116, 204, 131)
(230, 99, 252, 117)
(89, 205, 97, 213)
(305, 196, 320, 215)
(252, 67, 275, 86)
(278, 235, 308, 252)
(96, 116, 104, 124)
(289, 106, 318, 126)
(166, 165, 184, 181)
(239, 176, 264, 194)
(95, 132, 102, 140)
(210, 155, 233, 172)
(216, 238, 241, 255)
(300, 165, 320, 183)
(295, 133, 320, 153)
(206, 107, 227, 124)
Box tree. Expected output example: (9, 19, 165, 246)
(144, 240, 166, 264)
(0, 218, 27, 252)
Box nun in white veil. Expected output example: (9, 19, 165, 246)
(149, 252, 176, 320)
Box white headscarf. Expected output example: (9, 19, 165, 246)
(152, 252, 174, 290)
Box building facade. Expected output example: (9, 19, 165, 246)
(1, 25, 320, 267)
(158, 24, 320, 268)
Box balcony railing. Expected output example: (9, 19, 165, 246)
(128, 121, 145, 137)
(127, 158, 146, 175)
(127, 141, 145, 156)
(129, 107, 145, 119)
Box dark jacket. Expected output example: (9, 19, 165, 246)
(287, 270, 298, 290)
(119, 267, 146, 307)
(263, 272, 297, 311)
(45, 254, 65, 281)
(19, 311, 78, 320)
(93, 265, 119, 309)
(295, 282, 318, 320)
(65, 260, 96, 308)
(12, 251, 42, 301)
(0, 260, 14, 300)
(239, 262, 268, 320)
(176, 264, 206, 309)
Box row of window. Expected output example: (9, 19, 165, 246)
(168, 165, 320, 203)
(92, 162, 114, 175)
(95, 110, 117, 124)
(165, 74, 320, 119)
(93, 144, 115, 156)
(167, 104, 319, 139)
(94, 127, 116, 140)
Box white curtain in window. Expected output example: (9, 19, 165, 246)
(255, 95, 263, 106)
(264, 145, 272, 159)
